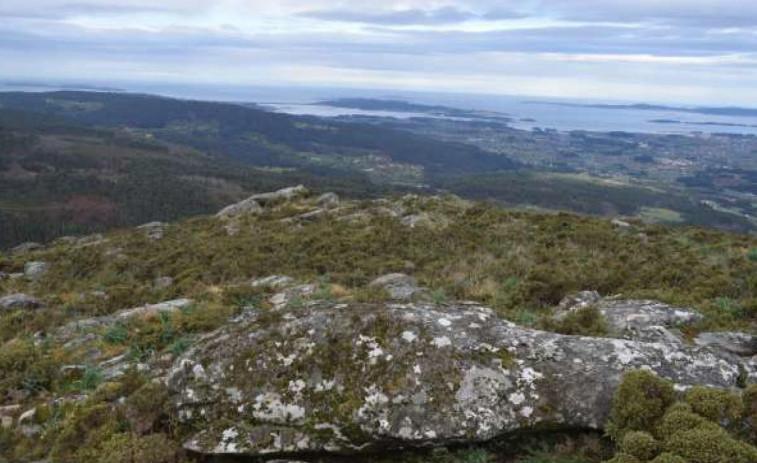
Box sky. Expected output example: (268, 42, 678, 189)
(2, 1, 757, 105)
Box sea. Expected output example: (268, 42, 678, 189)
(3, 81, 757, 136)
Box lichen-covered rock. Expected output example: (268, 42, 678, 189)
(10, 242, 42, 255)
(555, 297, 703, 344)
(368, 273, 424, 300)
(137, 221, 168, 240)
(217, 198, 263, 219)
(166, 301, 755, 457)
(695, 332, 757, 357)
(24, 261, 50, 281)
(316, 192, 339, 208)
(0, 293, 44, 310)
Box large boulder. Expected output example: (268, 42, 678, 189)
(166, 300, 754, 457)
(216, 185, 310, 220)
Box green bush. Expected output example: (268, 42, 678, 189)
(606, 371, 676, 441)
(75, 432, 183, 463)
(684, 386, 743, 425)
(665, 427, 757, 463)
(619, 431, 660, 461)
(655, 410, 712, 441)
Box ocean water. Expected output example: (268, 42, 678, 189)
(3, 81, 757, 136)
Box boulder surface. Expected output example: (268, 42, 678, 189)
(166, 299, 756, 457)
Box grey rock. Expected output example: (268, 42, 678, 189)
(137, 222, 168, 240)
(114, 298, 191, 320)
(167, 300, 755, 457)
(217, 198, 263, 220)
(269, 285, 315, 310)
(250, 185, 309, 207)
(554, 296, 703, 344)
(0, 293, 43, 310)
(24, 261, 50, 280)
(369, 273, 423, 300)
(251, 275, 294, 289)
(18, 408, 40, 437)
(696, 332, 757, 357)
(218, 186, 309, 219)
(596, 299, 703, 342)
(316, 192, 340, 208)
(611, 219, 632, 228)
(0, 405, 20, 430)
(556, 291, 601, 312)
(11, 242, 42, 255)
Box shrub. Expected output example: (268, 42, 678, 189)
(619, 431, 660, 461)
(747, 247, 757, 262)
(684, 386, 743, 425)
(665, 427, 757, 463)
(655, 410, 711, 441)
(103, 323, 128, 345)
(75, 432, 183, 463)
(606, 371, 676, 441)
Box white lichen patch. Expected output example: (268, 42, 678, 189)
(402, 331, 418, 343)
(433, 336, 452, 348)
(214, 427, 240, 453)
(252, 392, 306, 424)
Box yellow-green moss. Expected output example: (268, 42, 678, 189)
(619, 431, 660, 461)
(684, 386, 743, 424)
(665, 427, 757, 463)
(606, 371, 676, 441)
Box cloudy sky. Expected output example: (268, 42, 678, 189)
(2, 0, 757, 104)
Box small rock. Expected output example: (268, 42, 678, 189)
(368, 273, 423, 300)
(11, 242, 42, 255)
(557, 291, 601, 312)
(316, 192, 339, 208)
(250, 185, 309, 207)
(137, 222, 168, 240)
(0, 405, 20, 430)
(611, 219, 632, 228)
(18, 408, 40, 437)
(0, 293, 43, 310)
(251, 275, 294, 289)
(217, 198, 263, 220)
(24, 261, 50, 281)
(696, 332, 757, 357)
(114, 299, 192, 320)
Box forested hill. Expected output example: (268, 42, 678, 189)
(0, 91, 522, 249)
(0, 91, 520, 174)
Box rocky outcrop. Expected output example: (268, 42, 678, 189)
(217, 185, 310, 220)
(137, 221, 168, 241)
(0, 293, 43, 310)
(695, 332, 757, 357)
(166, 299, 756, 458)
(368, 273, 426, 301)
(555, 294, 703, 344)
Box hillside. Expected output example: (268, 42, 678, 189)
(0, 91, 523, 250)
(2, 91, 755, 252)
(1, 189, 757, 462)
